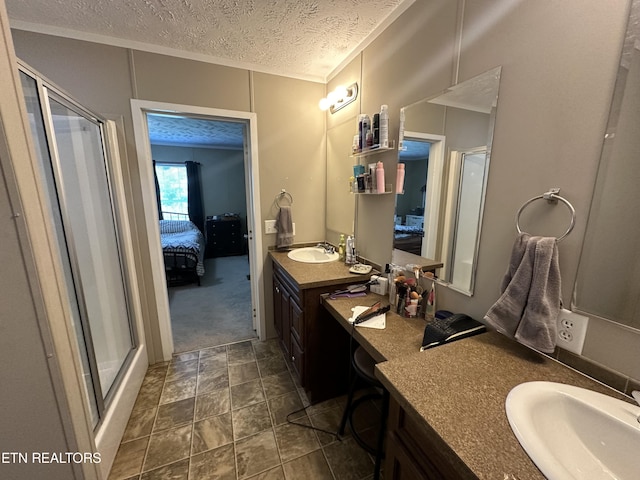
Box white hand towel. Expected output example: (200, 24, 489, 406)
(275, 205, 294, 248)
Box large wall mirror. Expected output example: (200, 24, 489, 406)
(326, 117, 357, 242)
(394, 66, 501, 295)
(574, 0, 640, 331)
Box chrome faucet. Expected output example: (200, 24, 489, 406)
(632, 391, 640, 424)
(316, 242, 335, 254)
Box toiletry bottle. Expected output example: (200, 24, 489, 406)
(425, 280, 436, 321)
(361, 115, 371, 151)
(357, 115, 365, 151)
(396, 163, 405, 194)
(376, 161, 385, 194)
(350, 236, 357, 264)
(379, 105, 389, 148)
(338, 234, 346, 261)
(372, 113, 380, 146)
(369, 163, 377, 191)
(345, 235, 353, 264)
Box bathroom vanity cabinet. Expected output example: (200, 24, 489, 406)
(385, 397, 475, 479)
(272, 259, 353, 403)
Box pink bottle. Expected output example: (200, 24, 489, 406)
(396, 163, 405, 194)
(376, 161, 385, 194)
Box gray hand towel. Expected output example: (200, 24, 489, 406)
(275, 205, 294, 248)
(484, 234, 561, 353)
(515, 237, 560, 353)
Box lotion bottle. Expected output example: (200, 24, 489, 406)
(379, 105, 389, 148)
(376, 161, 385, 194)
(396, 163, 405, 194)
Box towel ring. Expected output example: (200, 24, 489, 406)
(516, 188, 576, 242)
(275, 189, 293, 208)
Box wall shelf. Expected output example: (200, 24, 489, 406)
(352, 140, 396, 159)
(353, 190, 393, 195)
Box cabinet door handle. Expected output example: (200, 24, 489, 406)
(275, 286, 280, 293)
(291, 355, 295, 362)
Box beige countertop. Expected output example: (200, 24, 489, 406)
(270, 250, 378, 289)
(322, 294, 629, 480)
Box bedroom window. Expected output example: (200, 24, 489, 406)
(155, 163, 188, 217)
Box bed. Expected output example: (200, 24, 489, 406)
(159, 219, 205, 286)
(393, 224, 424, 256)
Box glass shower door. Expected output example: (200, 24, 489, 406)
(19, 68, 135, 428)
(47, 96, 133, 397)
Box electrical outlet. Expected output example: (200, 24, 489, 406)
(264, 220, 295, 235)
(556, 308, 589, 355)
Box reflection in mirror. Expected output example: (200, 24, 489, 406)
(326, 118, 357, 241)
(574, 0, 640, 330)
(394, 66, 501, 295)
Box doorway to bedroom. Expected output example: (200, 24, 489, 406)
(131, 100, 264, 357)
(150, 115, 256, 351)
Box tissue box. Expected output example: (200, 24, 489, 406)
(370, 275, 388, 295)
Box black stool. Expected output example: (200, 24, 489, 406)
(338, 346, 389, 480)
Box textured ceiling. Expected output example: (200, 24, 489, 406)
(146, 114, 245, 149)
(7, 0, 410, 82)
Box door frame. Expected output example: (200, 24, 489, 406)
(401, 131, 446, 260)
(131, 99, 264, 361)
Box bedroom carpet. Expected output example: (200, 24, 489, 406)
(168, 255, 257, 353)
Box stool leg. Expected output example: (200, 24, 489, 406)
(338, 372, 359, 436)
(373, 390, 390, 480)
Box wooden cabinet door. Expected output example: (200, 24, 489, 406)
(273, 274, 291, 356)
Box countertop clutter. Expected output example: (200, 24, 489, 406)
(270, 251, 629, 479)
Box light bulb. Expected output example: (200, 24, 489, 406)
(334, 85, 348, 99)
(319, 98, 331, 110)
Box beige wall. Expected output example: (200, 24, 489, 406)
(9, 0, 639, 381)
(330, 0, 638, 380)
(12, 32, 325, 348)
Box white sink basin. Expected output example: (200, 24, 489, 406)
(287, 247, 339, 263)
(506, 381, 640, 480)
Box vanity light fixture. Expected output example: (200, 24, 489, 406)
(319, 82, 358, 114)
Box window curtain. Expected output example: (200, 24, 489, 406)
(185, 161, 204, 232)
(152, 160, 163, 220)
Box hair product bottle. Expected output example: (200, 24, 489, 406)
(361, 115, 371, 151)
(338, 234, 346, 261)
(372, 113, 380, 146)
(396, 163, 405, 194)
(376, 161, 385, 194)
(379, 105, 389, 148)
(345, 235, 353, 264)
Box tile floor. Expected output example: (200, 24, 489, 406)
(108, 338, 381, 480)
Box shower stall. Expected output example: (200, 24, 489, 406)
(18, 63, 146, 473)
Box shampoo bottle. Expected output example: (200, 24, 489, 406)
(376, 161, 385, 194)
(396, 163, 405, 194)
(379, 105, 389, 148)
